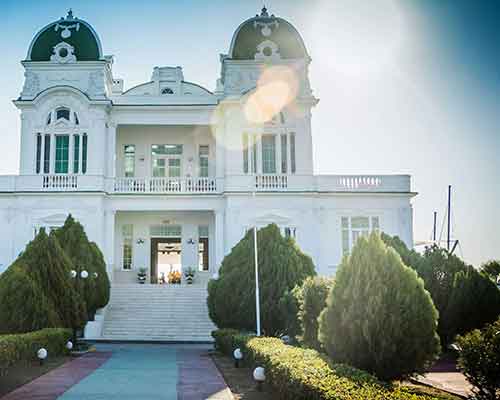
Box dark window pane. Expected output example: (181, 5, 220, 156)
(82, 134, 88, 174)
(35, 134, 42, 174)
(73, 135, 80, 173)
(290, 133, 296, 174)
(56, 107, 70, 120)
(43, 135, 50, 174)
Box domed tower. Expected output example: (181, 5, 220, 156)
(218, 7, 317, 177)
(15, 10, 113, 176)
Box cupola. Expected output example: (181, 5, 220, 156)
(228, 7, 309, 61)
(27, 10, 103, 62)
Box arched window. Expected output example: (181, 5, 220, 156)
(56, 107, 70, 121)
(161, 87, 174, 95)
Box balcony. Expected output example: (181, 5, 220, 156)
(0, 174, 411, 194)
(113, 177, 221, 194)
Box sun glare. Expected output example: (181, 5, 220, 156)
(307, 0, 406, 78)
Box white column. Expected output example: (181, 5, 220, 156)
(276, 133, 282, 174)
(214, 209, 225, 272)
(49, 133, 56, 174)
(107, 122, 117, 178)
(215, 126, 225, 178)
(68, 133, 74, 174)
(19, 112, 34, 175)
(287, 133, 292, 174)
(104, 210, 116, 282)
(256, 134, 262, 174)
(78, 134, 83, 174)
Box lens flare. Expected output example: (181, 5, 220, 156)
(244, 65, 299, 124)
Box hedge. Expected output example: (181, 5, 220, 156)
(0, 328, 72, 374)
(212, 329, 454, 400)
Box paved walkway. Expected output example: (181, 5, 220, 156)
(1, 344, 232, 400)
(414, 357, 473, 399)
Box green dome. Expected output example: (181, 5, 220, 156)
(27, 10, 102, 61)
(229, 7, 308, 60)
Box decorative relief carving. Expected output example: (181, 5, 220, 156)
(225, 69, 260, 93)
(50, 42, 77, 63)
(88, 71, 105, 97)
(255, 40, 280, 61)
(253, 20, 279, 37)
(22, 71, 40, 97)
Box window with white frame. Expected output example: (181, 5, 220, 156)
(38, 107, 86, 175)
(262, 134, 276, 174)
(151, 144, 182, 177)
(122, 224, 133, 270)
(124, 145, 135, 177)
(199, 145, 209, 177)
(283, 226, 297, 240)
(341, 216, 380, 256)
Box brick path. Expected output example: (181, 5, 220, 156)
(0, 352, 112, 400)
(1, 344, 232, 400)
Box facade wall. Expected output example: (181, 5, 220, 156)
(115, 125, 215, 178)
(113, 210, 215, 284)
(0, 194, 106, 273)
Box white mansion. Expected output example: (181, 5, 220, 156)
(0, 9, 414, 340)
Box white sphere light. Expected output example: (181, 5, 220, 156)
(281, 335, 291, 344)
(70, 270, 77, 278)
(233, 348, 243, 360)
(80, 270, 89, 279)
(66, 341, 73, 350)
(212, 272, 219, 280)
(37, 348, 48, 360)
(93, 272, 98, 278)
(253, 366, 266, 382)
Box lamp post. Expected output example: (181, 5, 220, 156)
(70, 268, 89, 349)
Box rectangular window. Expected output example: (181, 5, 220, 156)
(168, 158, 181, 177)
(43, 134, 51, 174)
(122, 224, 133, 270)
(290, 133, 296, 173)
(35, 133, 42, 174)
(152, 158, 166, 177)
(55, 135, 69, 174)
(252, 135, 257, 173)
(199, 145, 209, 177)
(73, 135, 80, 173)
(284, 227, 296, 239)
(242, 133, 249, 174)
(124, 145, 135, 177)
(262, 134, 276, 174)
(198, 225, 209, 272)
(82, 134, 88, 174)
(281, 134, 287, 173)
(342, 216, 379, 256)
(151, 144, 183, 156)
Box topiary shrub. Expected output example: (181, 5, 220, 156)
(297, 276, 334, 351)
(208, 224, 315, 336)
(54, 215, 110, 318)
(456, 318, 500, 400)
(0, 229, 87, 334)
(319, 232, 440, 380)
(0, 328, 72, 374)
(382, 234, 500, 346)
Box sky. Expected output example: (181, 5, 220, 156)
(0, 0, 499, 266)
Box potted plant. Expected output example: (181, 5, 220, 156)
(168, 270, 181, 284)
(184, 267, 196, 284)
(137, 267, 147, 284)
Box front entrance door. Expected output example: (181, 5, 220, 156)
(150, 238, 181, 284)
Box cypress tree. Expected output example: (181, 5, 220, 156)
(0, 229, 87, 333)
(55, 215, 110, 318)
(208, 224, 315, 336)
(319, 232, 440, 381)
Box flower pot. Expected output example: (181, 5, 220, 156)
(186, 275, 194, 284)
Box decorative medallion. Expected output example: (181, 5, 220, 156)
(50, 42, 77, 63)
(254, 20, 279, 37)
(54, 9, 80, 39)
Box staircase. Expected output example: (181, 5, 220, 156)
(101, 284, 216, 342)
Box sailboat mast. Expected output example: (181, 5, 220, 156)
(447, 185, 451, 251)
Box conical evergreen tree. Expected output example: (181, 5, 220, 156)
(0, 229, 87, 333)
(55, 215, 110, 318)
(208, 223, 315, 336)
(319, 232, 440, 380)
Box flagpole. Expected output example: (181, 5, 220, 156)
(253, 190, 261, 337)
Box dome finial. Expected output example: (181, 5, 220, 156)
(260, 5, 269, 17)
(67, 9, 74, 19)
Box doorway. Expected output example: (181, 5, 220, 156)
(150, 238, 181, 284)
